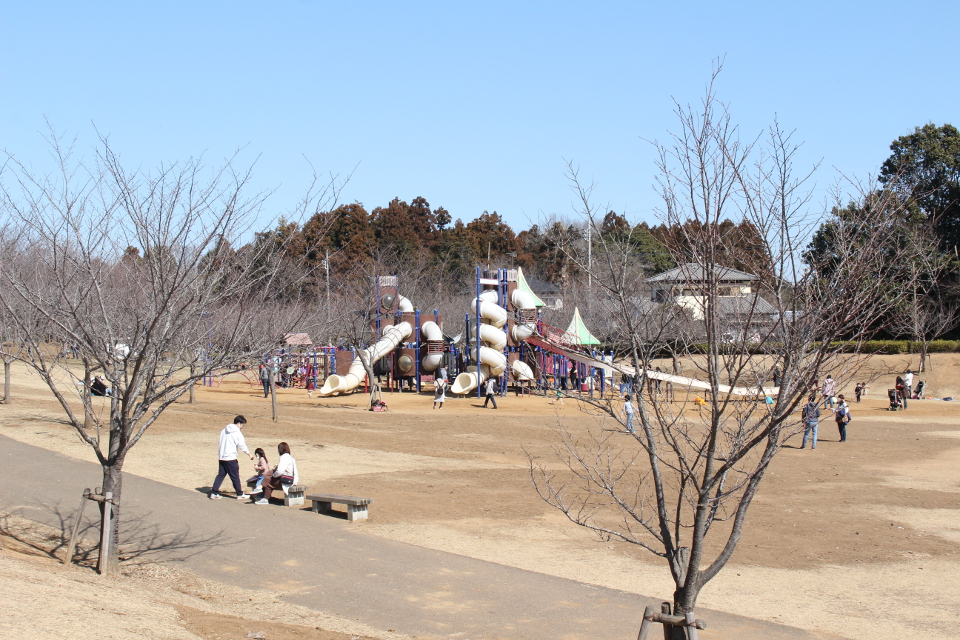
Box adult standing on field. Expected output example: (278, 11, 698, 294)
(623, 393, 636, 434)
(210, 415, 254, 499)
(800, 396, 820, 449)
(902, 370, 913, 409)
(259, 364, 270, 398)
(821, 375, 837, 410)
(835, 395, 851, 442)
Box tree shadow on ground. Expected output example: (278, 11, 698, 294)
(1, 503, 238, 569)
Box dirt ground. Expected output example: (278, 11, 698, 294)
(1, 354, 959, 639)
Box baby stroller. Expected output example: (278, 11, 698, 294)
(913, 381, 925, 399)
(887, 388, 904, 411)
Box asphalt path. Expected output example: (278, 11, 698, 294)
(0, 433, 826, 640)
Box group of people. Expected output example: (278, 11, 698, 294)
(209, 415, 299, 504)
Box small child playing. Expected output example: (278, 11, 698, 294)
(249, 447, 269, 495)
(854, 382, 864, 403)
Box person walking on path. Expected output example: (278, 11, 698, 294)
(622, 394, 636, 434)
(483, 377, 498, 409)
(835, 395, 851, 442)
(902, 370, 913, 409)
(433, 378, 447, 409)
(210, 415, 254, 499)
(821, 375, 837, 410)
(800, 396, 820, 449)
(256, 442, 299, 504)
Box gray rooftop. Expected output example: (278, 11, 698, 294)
(646, 262, 758, 283)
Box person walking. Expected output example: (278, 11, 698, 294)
(210, 415, 254, 499)
(854, 382, 864, 403)
(835, 395, 851, 442)
(801, 396, 820, 449)
(483, 376, 498, 409)
(433, 378, 447, 409)
(821, 375, 837, 411)
(623, 394, 636, 434)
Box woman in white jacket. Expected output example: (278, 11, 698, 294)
(255, 442, 299, 504)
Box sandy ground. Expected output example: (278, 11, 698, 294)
(1, 354, 959, 639)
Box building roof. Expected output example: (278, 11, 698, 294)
(646, 263, 758, 284)
(284, 333, 313, 346)
(525, 275, 562, 295)
(716, 295, 777, 315)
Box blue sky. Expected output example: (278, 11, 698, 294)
(2, 1, 957, 232)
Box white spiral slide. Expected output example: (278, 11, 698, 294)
(319, 322, 413, 396)
(420, 321, 444, 372)
(452, 292, 508, 394)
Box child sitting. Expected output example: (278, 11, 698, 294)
(248, 448, 269, 495)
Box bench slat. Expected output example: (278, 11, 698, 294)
(306, 493, 373, 506)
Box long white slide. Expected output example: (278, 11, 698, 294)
(319, 322, 413, 396)
(528, 334, 775, 398)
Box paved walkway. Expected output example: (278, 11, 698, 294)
(1, 434, 826, 640)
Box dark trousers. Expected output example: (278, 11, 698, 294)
(837, 421, 847, 442)
(483, 392, 498, 409)
(262, 470, 285, 501)
(262, 380, 269, 398)
(213, 459, 242, 494)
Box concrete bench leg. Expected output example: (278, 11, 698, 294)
(285, 491, 305, 507)
(311, 500, 332, 514)
(346, 504, 368, 521)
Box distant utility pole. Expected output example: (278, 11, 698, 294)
(325, 249, 331, 322)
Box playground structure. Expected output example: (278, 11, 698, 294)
(265, 267, 778, 401)
(318, 277, 454, 397)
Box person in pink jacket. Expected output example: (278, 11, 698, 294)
(247, 447, 269, 495)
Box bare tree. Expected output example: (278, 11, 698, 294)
(889, 232, 960, 372)
(0, 133, 343, 572)
(529, 69, 922, 631)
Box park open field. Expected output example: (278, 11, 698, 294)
(1, 354, 959, 639)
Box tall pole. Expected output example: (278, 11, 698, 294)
(325, 249, 331, 323)
(587, 222, 592, 315)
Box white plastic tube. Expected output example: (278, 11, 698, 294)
(471, 323, 507, 351)
(319, 322, 412, 395)
(471, 298, 508, 328)
(510, 289, 537, 341)
(477, 345, 507, 375)
(420, 321, 444, 372)
(512, 360, 535, 381)
(397, 295, 414, 312)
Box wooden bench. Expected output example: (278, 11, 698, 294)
(306, 493, 374, 521)
(246, 480, 308, 507)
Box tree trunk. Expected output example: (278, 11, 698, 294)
(921, 343, 932, 372)
(98, 463, 122, 574)
(2, 359, 10, 403)
(188, 364, 196, 403)
(83, 361, 93, 430)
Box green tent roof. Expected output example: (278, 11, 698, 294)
(564, 307, 601, 345)
(515, 266, 546, 307)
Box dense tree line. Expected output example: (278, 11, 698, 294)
(254, 195, 782, 291)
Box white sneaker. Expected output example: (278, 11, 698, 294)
(249, 487, 263, 494)
(209, 493, 222, 500)
(237, 494, 249, 500)
(254, 498, 269, 505)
